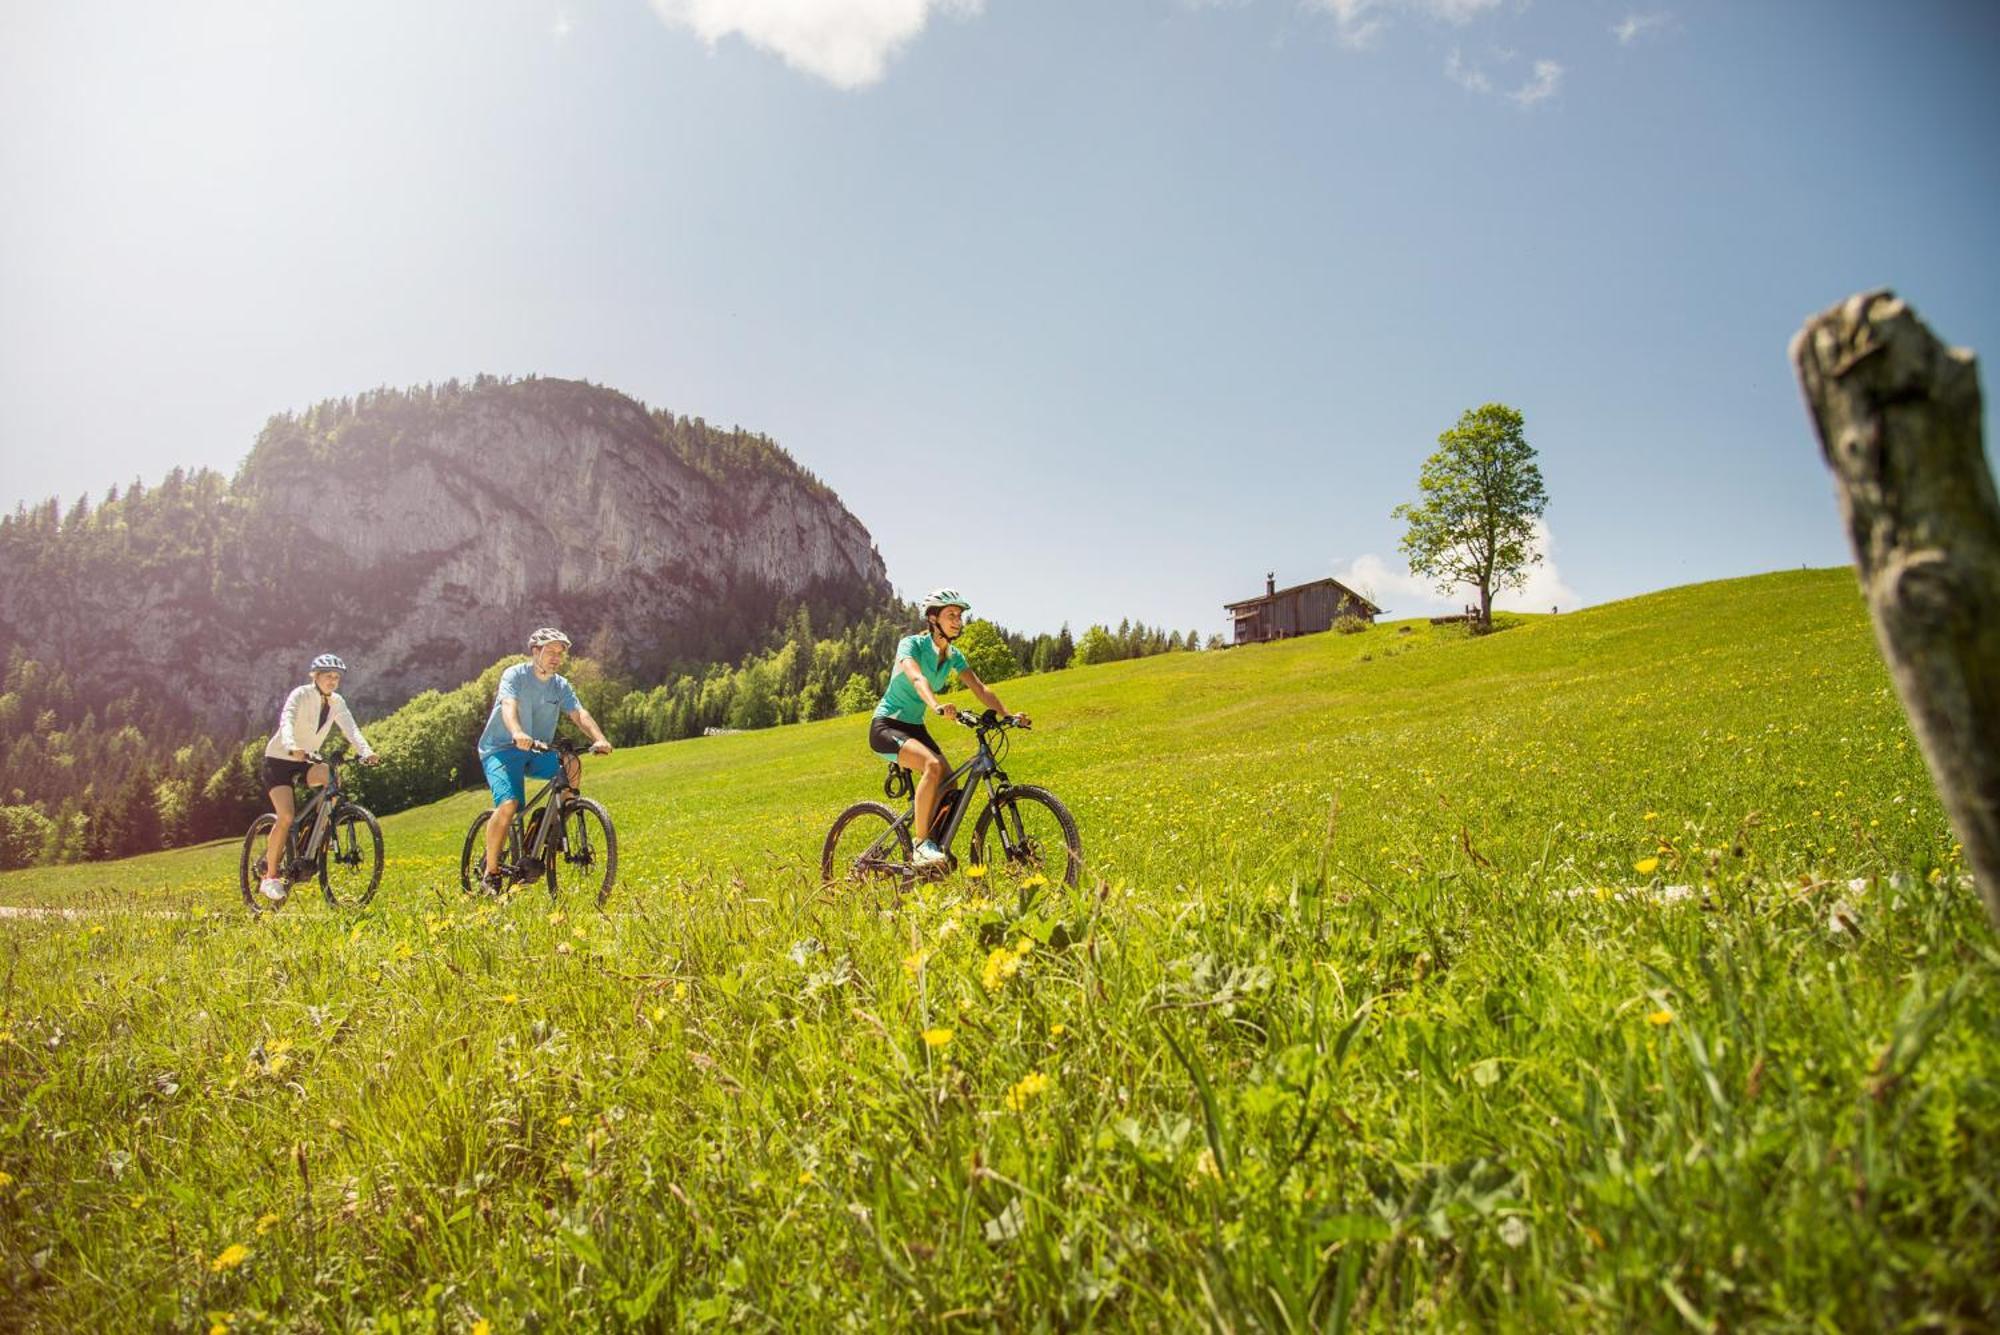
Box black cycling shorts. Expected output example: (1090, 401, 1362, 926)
(869, 715, 945, 765)
(261, 756, 316, 793)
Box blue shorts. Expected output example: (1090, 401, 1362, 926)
(481, 748, 562, 807)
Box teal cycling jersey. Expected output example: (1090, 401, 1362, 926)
(875, 633, 968, 724)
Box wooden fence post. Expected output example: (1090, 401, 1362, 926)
(1791, 290, 2000, 930)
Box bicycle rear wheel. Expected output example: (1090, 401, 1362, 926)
(821, 801, 914, 893)
(547, 797, 617, 907)
(239, 814, 278, 912)
(320, 804, 384, 908)
(970, 785, 1083, 889)
(459, 810, 522, 895)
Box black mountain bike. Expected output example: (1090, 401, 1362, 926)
(457, 738, 618, 906)
(238, 752, 384, 911)
(821, 710, 1082, 892)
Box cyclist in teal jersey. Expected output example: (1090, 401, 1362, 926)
(870, 588, 1028, 868)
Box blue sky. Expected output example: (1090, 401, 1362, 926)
(3, 1, 1996, 638)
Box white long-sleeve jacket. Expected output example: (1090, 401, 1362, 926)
(263, 684, 375, 761)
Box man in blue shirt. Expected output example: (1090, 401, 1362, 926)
(870, 588, 1027, 868)
(477, 627, 613, 892)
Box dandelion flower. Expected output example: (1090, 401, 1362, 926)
(500, 993, 519, 1006)
(1003, 1070, 1050, 1111)
(1634, 856, 1660, 876)
(1647, 1009, 1674, 1026)
(964, 864, 988, 880)
(797, 1169, 815, 1185)
(254, 1212, 281, 1235)
(472, 1322, 492, 1335)
(1049, 1023, 1067, 1038)
(556, 1114, 573, 1127)
(922, 1028, 954, 1049)
(981, 947, 1024, 993)
(209, 1243, 251, 1273)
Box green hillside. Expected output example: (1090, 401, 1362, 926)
(2, 568, 1994, 1329)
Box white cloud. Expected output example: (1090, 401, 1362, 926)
(1332, 519, 1578, 617)
(1445, 47, 1491, 93)
(647, 0, 982, 90)
(552, 8, 574, 39)
(1508, 58, 1562, 105)
(1612, 11, 1672, 45)
(1307, 0, 1502, 49)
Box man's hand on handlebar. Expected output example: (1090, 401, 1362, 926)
(933, 702, 960, 722)
(513, 733, 535, 752)
(590, 739, 613, 755)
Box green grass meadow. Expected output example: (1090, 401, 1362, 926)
(2, 568, 1994, 1330)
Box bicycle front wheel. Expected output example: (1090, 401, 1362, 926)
(821, 801, 914, 893)
(459, 810, 522, 895)
(320, 805, 384, 908)
(970, 785, 1082, 889)
(547, 797, 617, 907)
(239, 814, 278, 912)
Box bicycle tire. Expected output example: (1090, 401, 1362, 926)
(970, 785, 1083, 889)
(319, 804, 384, 908)
(239, 814, 279, 912)
(459, 810, 522, 895)
(820, 801, 914, 892)
(547, 797, 618, 908)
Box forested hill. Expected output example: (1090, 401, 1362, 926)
(0, 375, 892, 732)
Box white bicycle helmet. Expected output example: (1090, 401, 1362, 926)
(921, 588, 971, 616)
(527, 627, 572, 650)
(309, 653, 347, 673)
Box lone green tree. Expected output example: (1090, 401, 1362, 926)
(1392, 403, 1548, 632)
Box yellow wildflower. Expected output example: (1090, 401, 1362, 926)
(1003, 1070, 1050, 1111)
(254, 1212, 281, 1235)
(209, 1243, 251, 1272)
(921, 1028, 954, 1049)
(1634, 856, 1660, 876)
(1020, 873, 1048, 889)
(902, 949, 929, 976)
(472, 1322, 492, 1335)
(797, 1169, 815, 1185)
(981, 946, 1023, 993)
(1049, 1023, 1067, 1038)
(964, 864, 988, 880)
(500, 993, 519, 1006)
(1647, 1009, 1674, 1026)
(556, 1114, 573, 1127)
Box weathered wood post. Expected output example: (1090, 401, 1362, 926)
(1791, 290, 2000, 930)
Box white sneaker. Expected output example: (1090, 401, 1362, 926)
(911, 841, 947, 868)
(258, 877, 288, 904)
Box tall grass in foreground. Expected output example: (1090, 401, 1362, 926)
(2, 569, 1995, 1329)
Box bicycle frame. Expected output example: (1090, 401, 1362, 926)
(882, 723, 1009, 855)
(281, 758, 350, 874)
(509, 744, 580, 869)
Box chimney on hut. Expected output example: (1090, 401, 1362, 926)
(1266, 572, 1276, 596)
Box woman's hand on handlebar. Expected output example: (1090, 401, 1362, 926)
(933, 702, 960, 722)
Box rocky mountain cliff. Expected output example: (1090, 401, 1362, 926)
(0, 376, 891, 732)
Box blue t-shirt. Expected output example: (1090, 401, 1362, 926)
(875, 633, 969, 724)
(478, 662, 582, 758)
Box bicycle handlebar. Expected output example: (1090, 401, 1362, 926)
(950, 709, 1030, 732)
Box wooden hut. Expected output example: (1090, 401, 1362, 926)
(1225, 572, 1380, 645)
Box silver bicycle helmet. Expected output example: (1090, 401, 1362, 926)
(309, 653, 347, 673)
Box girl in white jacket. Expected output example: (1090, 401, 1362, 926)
(257, 653, 381, 903)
